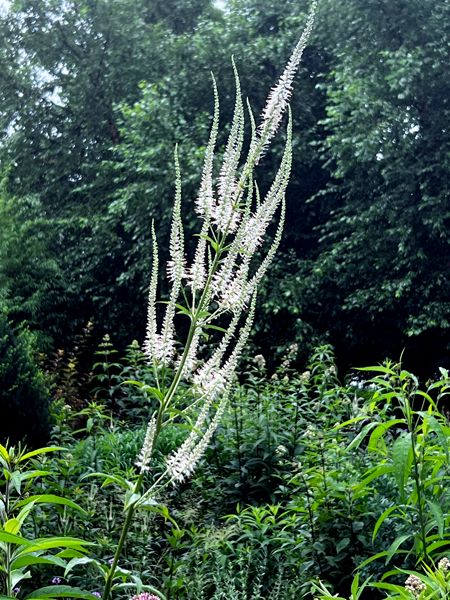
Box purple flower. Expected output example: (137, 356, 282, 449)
(131, 594, 160, 600)
(92, 593, 102, 598)
(13, 589, 20, 597)
(52, 578, 62, 585)
(108, 558, 114, 564)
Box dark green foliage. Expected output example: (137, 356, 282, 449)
(0, 311, 49, 447)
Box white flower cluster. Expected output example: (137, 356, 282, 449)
(166, 396, 228, 484)
(439, 557, 450, 572)
(405, 575, 426, 598)
(139, 0, 318, 486)
(135, 418, 157, 473)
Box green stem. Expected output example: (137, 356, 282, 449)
(411, 430, 428, 562)
(102, 473, 145, 600)
(405, 390, 428, 563)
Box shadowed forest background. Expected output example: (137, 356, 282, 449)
(1, 0, 450, 378)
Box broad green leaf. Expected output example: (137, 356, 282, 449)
(0, 444, 10, 463)
(15, 495, 87, 515)
(371, 582, 411, 598)
(335, 537, 350, 554)
(4, 518, 21, 534)
(353, 465, 394, 495)
(386, 534, 412, 563)
(344, 421, 379, 452)
(368, 420, 405, 454)
(427, 415, 449, 461)
(11, 568, 31, 587)
(20, 470, 51, 482)
(124, 492, 141, 512)
(373, 506, 402, 542)
(17, 536, 93, 556)
(428, 500, 445, 537)
(64, 557, 98, 577)
(0, 531, 33, 546)
(10, 471, 21, 495)
(350, 572, 359, 599)
(11, 555, 66, 570)
(357, 366, 396, 375)
(19, 447, 64, 462)
(426, 540, 450, 554)
(16, 500, 37, 525)
(55, 549, 86, 559)
(25, 586, 101, 600)
(392, 433, 411, 502)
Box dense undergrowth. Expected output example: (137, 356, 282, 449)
(2, 341, 450, 600)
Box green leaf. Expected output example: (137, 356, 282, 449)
(350, 572, 359, 599)
(353, 465, 394, 495)
(15, 495, 87, 515)
(19, 447, 64, 462)
(371, 582, 410, 598)
(428, 500, 445, 537)
(11, 555, 66, 570)
(123, 492, 141, 512)
(64, 557, 99, 577)
(368, 420, 405, 454)
(4, 519, 21, 534)
(427, 415, 449, 461)
(386, 534, 412, 563)
(10, 471, 21, 495)
(0, 531, 33, 546)
(372, 506, 401, 542)
(25, 586, 100, 600)
(55, 549, 86, 559)
(17, 536, 93, 555)
(344, 421, 379, 452)
(20, 470, 51, 482)
(392, 433, 411, 502)
(357, 366, 396, 375)
(357, 549, 408, 570)
(336, 537, 350, 554)
(0, 444, 10, 463)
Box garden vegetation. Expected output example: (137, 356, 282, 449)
(1, 0, 450, 599)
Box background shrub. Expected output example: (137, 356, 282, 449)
(0, 310, 49, 447)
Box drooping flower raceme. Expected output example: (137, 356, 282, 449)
(137, 1, 318, 487)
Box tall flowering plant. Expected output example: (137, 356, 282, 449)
(99, 4, 317, 598)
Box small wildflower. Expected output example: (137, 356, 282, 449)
(253, 354, 266, 370)
(92, 593, 102, 599)
(275, 445, 287, 455)
(288, 343, 298, 356)
(13, 589, 20, 597)
(439, 557, 450, 571)
(300, 370, 311, 383)
(52, 577, 61, 584)
(405, 575, 426, 597)
(282, 359, 291, 369)
(131, 594, 161, 600)
(108, 558, 114, 564)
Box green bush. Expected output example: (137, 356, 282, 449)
(0, 311, 50, 447)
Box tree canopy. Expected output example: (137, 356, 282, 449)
(1, 0, 449, 377)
